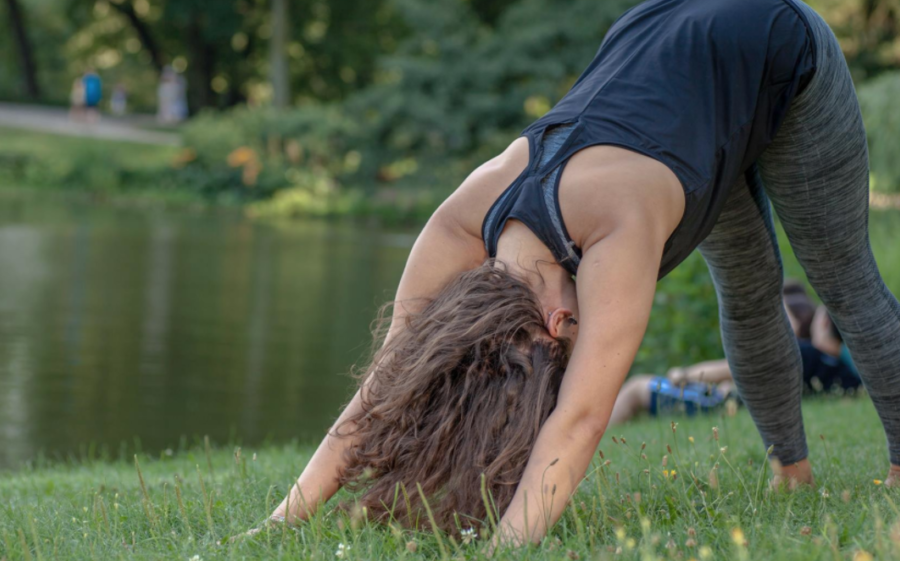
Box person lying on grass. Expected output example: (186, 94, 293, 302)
(610, 283, 862, 425)
(252, 0, 900, 547)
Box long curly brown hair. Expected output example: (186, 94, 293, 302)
(335, 261, 570, 534)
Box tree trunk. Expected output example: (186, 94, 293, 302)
(4, 0, 40, 99)
(185, 20, 217, 113)
(110, 1, 164, 74)
(270, 0, 290, 108)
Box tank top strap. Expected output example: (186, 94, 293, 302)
(532, 119, 588, 175)
(482, 121, 584, 276)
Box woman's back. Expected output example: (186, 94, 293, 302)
(478, 0, 818, 278)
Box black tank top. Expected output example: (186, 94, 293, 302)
(482, 0, 817, 278)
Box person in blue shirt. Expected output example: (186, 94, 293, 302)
(81, 69, 102, 122)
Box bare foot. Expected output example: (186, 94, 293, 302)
(884, 465, 900, 488)
(770, 458, 815, 491)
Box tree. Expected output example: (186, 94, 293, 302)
(810, 0, 900, 79)
(270, 0, 290, 107)
(4, 0, 40, 99)
(108, 1, 164, 74)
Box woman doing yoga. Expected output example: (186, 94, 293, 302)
(261, 0, 900, 546)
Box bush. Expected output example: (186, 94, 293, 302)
(177, 105, 362, 203)
(859, 71, 900, 193)
(634, 251, 721, 374)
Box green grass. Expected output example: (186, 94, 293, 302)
(0, 127, 179, 171)
(2, 398, 898, 560)
(0, 127, 207, 207)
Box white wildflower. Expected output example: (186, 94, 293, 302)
(335, 543, 350, 558)
(461, 527, 478, 544)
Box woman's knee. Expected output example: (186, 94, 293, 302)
(715, 274, 786, 323)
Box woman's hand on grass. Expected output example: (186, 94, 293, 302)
(223, 515, 295, 544)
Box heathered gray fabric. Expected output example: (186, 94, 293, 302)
(540, 124, 582, 264)
(699, 1, 900, 465)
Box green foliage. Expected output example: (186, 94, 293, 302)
(176, 105, 359, 204)
(168, 0, 639, 218)
(4, 0, 899, 115)
(1, 0, 405, 111)
(0, 398, 896, 560)
(636, 252, 721, 375)
(807, 0, 900, 81)
(355, 0, 636, 159)
(859, 71, 900, 193)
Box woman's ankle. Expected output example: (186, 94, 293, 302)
(885, 464, 900, 487)
(770, 457, 815, 490)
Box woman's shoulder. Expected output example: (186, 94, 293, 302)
(559, 145, 686, 251)
(438, 137, 531, 240)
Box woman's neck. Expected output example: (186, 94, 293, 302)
(495, 220, 572, 309)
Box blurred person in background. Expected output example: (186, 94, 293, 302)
(609, 281, 862, 425)
(110, 83, 128, 116)
(81, 68, 102, 123)
(68, 76, 85, 120)
(157, 66, 188, 123)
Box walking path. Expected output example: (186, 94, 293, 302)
(0, 103, 181, 146)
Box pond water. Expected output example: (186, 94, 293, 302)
(1, 196, 898, 470)
(0, 197, 414, 468)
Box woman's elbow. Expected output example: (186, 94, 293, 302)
(555, 407, 609, 446)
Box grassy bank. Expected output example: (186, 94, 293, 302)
(0, 127, 209, 208)
(0, 125, 444, 221)
(2, 122, 900, 224)
(2, 397, 898, 560)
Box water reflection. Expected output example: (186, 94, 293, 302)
(0, 198, 412, 468)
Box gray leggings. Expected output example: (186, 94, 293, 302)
(699, 1, 900, 465)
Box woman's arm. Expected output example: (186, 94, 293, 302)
(495, 210, 669, 545)
(270, 384, 367, 523)
(270, 210, 486, 523)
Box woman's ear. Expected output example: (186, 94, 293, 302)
(546, 308, 575, 339)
